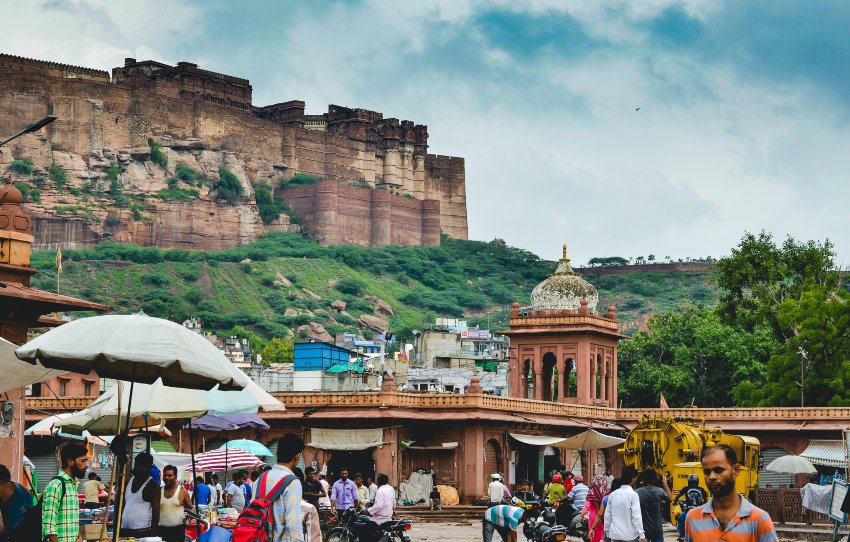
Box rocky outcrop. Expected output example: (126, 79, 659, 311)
(297, 322, 333, 343)
(302, 289, 321, 301)
(367, 296, 395, 318)
(358, 314, 388, 333)
(330, 299, 347, 312)
(2, 139, 299, 250)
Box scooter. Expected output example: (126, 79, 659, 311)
(525, 514, 568, 542)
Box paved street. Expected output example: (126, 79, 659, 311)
(407, 522, 816, 541)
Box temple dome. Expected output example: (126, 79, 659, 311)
(530, 245, 598, 312)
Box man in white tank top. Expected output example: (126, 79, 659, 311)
(119, 452, 161, 538)
(158, 465, 194, 542)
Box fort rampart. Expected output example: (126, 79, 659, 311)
(0, 53, 468, 248)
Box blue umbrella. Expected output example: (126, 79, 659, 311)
(220, 439, 274, 457)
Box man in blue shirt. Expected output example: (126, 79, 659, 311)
(330, 469, 360, 513)
(483, 500, 528, 542)
(193, 476, 211, 506)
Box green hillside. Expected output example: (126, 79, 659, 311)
(29, 233, 717, 342)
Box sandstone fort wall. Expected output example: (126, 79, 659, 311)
(0, 53, 468, 249)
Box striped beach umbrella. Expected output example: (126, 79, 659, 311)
(186, 448, 264, 472)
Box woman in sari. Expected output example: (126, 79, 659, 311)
(581, 475, 609, 542)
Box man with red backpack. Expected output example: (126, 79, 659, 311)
(233, 433, 304, 542)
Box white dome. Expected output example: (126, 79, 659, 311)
(530, 248, 598, 312)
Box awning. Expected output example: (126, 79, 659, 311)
(406, 442, 458, 450)
(554, 429, 625, 450)
(510, 433, 567, 446)
(800, 440, 846, 468)
(308, 428, 384, 451)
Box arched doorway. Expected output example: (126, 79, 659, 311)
(542, 353, 557, 402)
(483, 439, 502, 494)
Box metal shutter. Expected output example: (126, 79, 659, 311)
(30, 452, 59, 492)
(759, 447, 794, 487)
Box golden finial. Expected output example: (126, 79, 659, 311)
(562, 243, 567, 260)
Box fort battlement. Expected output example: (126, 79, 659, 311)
(0, 53, 110, 81)
(0, 52, 468, 248)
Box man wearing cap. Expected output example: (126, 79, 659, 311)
(568, 473, 589, 512)
(487, 474, 507, 507)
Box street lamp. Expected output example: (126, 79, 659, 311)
(0, 115, 57, 147)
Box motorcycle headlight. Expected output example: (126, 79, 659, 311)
(553, 534, 566, 542)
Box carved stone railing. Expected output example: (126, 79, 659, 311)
(271, 392, 850, 425)
(509, 314, 619, 330)
(618, 407, 850, 421)
(26, 397, 95, 411)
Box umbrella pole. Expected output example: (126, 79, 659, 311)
(114, 372, 136, 542)
(99, 381, 122, 541)
(189, 420, 201, 540)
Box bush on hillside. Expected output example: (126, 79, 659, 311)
(149, 140, 168, 167)
(9, 159, 33, 174)
(253, 180, 284, 224)
(175, 165, 204, 186)
(280, 173, 322, 188)
(336, 277, 367, 296)
(49, 164, 68, 189)
(217, 167, 243, 205)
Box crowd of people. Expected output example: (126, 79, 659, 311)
(0, 441, 784, 542)
(482, 445, 779, 542)
(0, 435, 400, 542)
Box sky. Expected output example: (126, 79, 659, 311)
(2, 0, 848, 264)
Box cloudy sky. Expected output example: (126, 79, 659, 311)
(2, 0, 848, 263)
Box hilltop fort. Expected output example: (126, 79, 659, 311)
(0, 53, 468, 249)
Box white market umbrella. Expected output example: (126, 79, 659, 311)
(0, 337, 67, 394)
(554, 429, 625, 450)
(16, 314, 250, 541)
(16, 313, 251, 390)
(765, 455, 818, 475)
(55, 379, 281, 435)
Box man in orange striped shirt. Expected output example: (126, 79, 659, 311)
(684, 445, 777, 542)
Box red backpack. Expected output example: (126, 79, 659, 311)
(232, 471, 296, 542)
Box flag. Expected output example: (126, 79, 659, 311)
(55, 247, 62, 273)
(659, 392, 669, 409)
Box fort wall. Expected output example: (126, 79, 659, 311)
(281, 181, 441, 247)
(0, 53, 467, 249)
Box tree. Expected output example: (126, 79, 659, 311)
(261, 337, 294, 365)
(716, 231, 835, 336)
(648, 254, 655, 262)
(217, 167, 244, 205)
(736, 281, 850, 406)
(228, 325, 266, 354)
(618, 306, 776, 408)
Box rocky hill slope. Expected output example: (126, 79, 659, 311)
(28, 234, 717, 343)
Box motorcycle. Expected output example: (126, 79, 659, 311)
(324, 507, 413, 542)
(554, 494, 589, 541)
(524, 513, 568, 542)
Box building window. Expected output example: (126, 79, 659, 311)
(58, 379, 68, 396)
(84, 381, 93, 396)
(435, 357, 451, 368)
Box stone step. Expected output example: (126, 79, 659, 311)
(395, 505, 487, 523)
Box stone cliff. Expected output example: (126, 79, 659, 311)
(0, 53, 469, 249)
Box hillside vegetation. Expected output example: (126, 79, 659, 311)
(29, 234, 717, 343)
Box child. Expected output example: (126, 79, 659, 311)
(429, 487, 442, 511)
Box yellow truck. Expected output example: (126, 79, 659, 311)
(619, 417, 761, 523)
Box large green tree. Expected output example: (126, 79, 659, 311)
(261, 337, 294, 365)
(735, 281, 850, 406)
(715, 231, 835, 336)
(618, 306, 776, 408)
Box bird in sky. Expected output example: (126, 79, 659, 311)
(635, 107, 641, 111)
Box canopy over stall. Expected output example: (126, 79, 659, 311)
(308, 428, 384, 450)
(554, 429, 625, 450)
(800, 440, 845, 468)
(509, 433, 567, 446)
